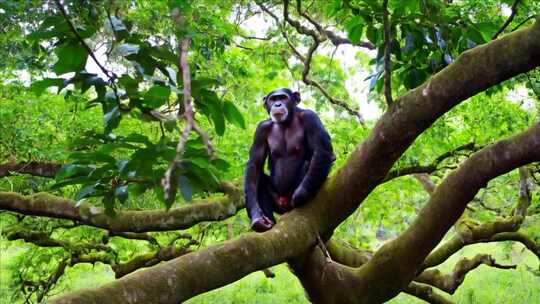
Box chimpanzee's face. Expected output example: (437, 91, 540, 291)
(266, 94, 291, 123)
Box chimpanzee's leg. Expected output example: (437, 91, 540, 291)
(257, 174, 277, 223)
(246, 174, 277, 232)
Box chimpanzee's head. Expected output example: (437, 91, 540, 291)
(263, 88, 301, 123)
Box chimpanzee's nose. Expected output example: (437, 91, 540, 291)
(275, 102, 282, 107)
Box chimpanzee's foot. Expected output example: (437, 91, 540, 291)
(251, 216, 275, 232)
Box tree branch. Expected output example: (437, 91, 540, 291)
(421, 216, 523, 270)
(291, 125, 540, 303)
(404, 282, 455, 304)
(416, 254, 515, 294)
(492, 0, 522, 39)
(384, 142, 478, 181)
(6, 228, 194, 282)
(0, 182, 243, 232)
(162, 38, 195, 202)
(0, 160, 61, 178)
(414, 174, 436, 194)
(6, 230, 110, 252)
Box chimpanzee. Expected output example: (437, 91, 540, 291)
(244, 88, 335, 232)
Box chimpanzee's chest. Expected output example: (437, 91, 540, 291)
(267, 120, 306, 158)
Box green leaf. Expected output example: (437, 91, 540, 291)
(366, 25, 379, 45)
(76, 184, 97, 202)
(30, 78, 66, 95)
(212, 158, 231, 171)
(117, 43, 140, 56)
(118, 75, 140, 96)
(104, 106, 121, 131)
(345, 17, 364, 44)
(108, 16, 127, 32)
(68, 151, 116, 164)
(164, 119, 177, 132)
(178, 176, 192, 202)
(192, 77, 220, 90)
(114, 185, 129, 204)
(143, 85, 171, 108)
(51, 176, 91, 189)
(475, 22, 497, 42)
(403, 68, 428, 90)
(124, 133, 152, 145)
(223, 101, 245, 129)
(55, 163, 94, 181)
(210, 105, 225, 136)
(53, 40, 88, 75)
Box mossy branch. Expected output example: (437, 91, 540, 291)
(421, 216, 523, 270)
(0, 182, 243, 232)
(415, 254, 515, 294)
(0, 160, 61, 178)
(404, 282, 455, 304)
(6, 230, 111, 253)
(290, 124, 540, 304)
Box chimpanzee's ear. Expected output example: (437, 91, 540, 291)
(262, 95, 270, 111)
(292, 92, 301, 104)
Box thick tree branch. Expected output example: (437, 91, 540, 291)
(416, 254, 515, 294)
(0, 161, 61, 178)
(490, 232, 540, 261)
(0, 182, 243, 232)
(421, 216, 523, 270)
(51, 19, 540, 304)
(290, 123, 540, 304)
(325, 240, 372, 267)
(513, 166, 532, 216)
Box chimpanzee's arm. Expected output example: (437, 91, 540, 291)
(292, 110, 335, 206)
(244, 121, 270, 220)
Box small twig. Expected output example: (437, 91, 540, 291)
(511, 15, 537, 32)
(53, 0, 123, 108)
(385, 142, 478, 181)
(192, 123, 215, 156)
(54, 0, 113, 79)
(257, 1, 366, 124)
(316, 234, 332, 263)
(382, 0, 393, 106)
(492, 0, 522, 39)
(162, 38, 194, 202)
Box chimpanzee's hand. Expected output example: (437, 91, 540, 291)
(251, 216, 275, 232)
(291, 186, 309, 207)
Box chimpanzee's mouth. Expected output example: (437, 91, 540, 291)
(271, 109, 288, 122)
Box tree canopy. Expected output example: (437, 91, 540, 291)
(1, 1, 539, 303)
